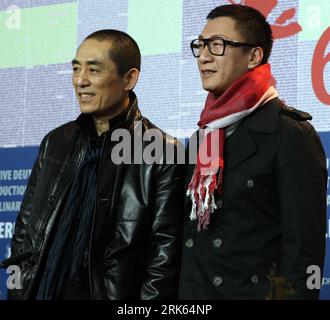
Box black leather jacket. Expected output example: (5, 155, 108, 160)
(8, 94, 184, 300)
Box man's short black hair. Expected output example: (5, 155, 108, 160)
(207, 4, 273, 64)
(85, 29, 141, 75)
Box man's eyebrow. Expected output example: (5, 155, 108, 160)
(198, 34, 227, 39)
(71, 59, 104, 67)
(71, 59, 80, 65)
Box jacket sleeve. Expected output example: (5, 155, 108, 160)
(10, 135, 48, 258)
(276, 120, 327, 299)
(140, 140, 185, 300)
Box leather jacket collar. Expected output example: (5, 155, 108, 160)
(75, 91, 142, 139)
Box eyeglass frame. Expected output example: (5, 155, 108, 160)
(190, 36, 257, 58)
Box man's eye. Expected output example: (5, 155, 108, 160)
(90, 69, 99, 73)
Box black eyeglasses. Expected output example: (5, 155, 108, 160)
(190, 36, 257, 58)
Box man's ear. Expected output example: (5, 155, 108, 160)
(248, 47, 264, 69)
(123, 68, 140, 91)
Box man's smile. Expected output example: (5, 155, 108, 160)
(78, 92, 96, 101)
(201, 69, 217, 76)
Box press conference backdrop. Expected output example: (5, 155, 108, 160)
(0, 0, 329, 300)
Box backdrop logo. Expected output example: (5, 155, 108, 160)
(228, 0, 302, 39)
(312, 27, 330, 105)
(228, 0, 302, 87)
(229, 1, 330, 106)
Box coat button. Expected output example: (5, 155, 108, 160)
(216, 199, 223, 209)
(185, 238, 194, 248)
(251, 275, 259, 284)
(213, 238, 223, 248)
(213, 276, 223, 286)
(48, 195, 55, 203)
(246, 179, 254, 188)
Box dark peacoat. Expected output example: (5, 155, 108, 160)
(179, 98, 327, 300)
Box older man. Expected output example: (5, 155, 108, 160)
(5, 29, 184, 300)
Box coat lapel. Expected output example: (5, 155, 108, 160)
(224, 98, 280, 173)
(224, 124, 256, 173)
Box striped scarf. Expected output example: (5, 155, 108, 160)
(187, 63, 278, 231)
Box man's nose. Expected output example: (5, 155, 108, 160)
(198, 44, 213, 63)
(77, 71, 90, 87)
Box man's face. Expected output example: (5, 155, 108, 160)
(198, 17, 252, 96)
(72, 38, 128, 118)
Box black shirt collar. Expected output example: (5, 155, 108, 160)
(76, 91, 137, 140)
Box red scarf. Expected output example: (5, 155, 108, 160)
(187, 63, 274, 231)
